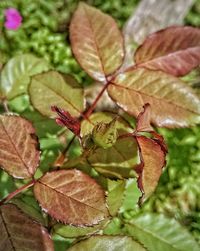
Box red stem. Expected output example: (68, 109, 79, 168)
(0, 179, 36, 206)
(84, 82, 110, 118)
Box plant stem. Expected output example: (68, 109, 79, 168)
(53, 135, 76, 168)
(84, 81, 110, 118)
(0, 179, 36, 206)
(2, 99, 10, 113)
(53, 81, 110, 167)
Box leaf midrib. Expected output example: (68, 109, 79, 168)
(33, 77, 82, 115)
(0, 210, 16, 251)
(109, 82, 200, 115)
(83, 4, 106, 79)
(0, 119, 31, 177)
(126, 221, 182, 251)
(137, 46, 200, 66)
(38, 180, 106, 214)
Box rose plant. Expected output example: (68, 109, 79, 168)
(0, 3, 200, 250)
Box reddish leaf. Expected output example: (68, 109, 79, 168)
(34, 169, 108, 226)
(70, 2, 124, 82)
(135, 136, 166, 200)
(108, 68, 200, 128)
(134, 26, 200, 77)
(0, 203, 54, 251)
(0, 115, 40, 179)
(136, 103, 153, 132)
(51, 106, 80, 136)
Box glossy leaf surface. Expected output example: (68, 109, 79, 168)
(88, 137, 138, 179)
(70, 2, 124, 82)
(0, 115, 40, 179)
(34, 169, 108, 226)
(29, 71, 84, 118)
(126, 213, 200, 251)
(135, 26, 200, 77)
(108, 68, 200, 127)
(0, 54, 50, 99)
(0, 204, 54, 251)
(68, 235, 146, 251)
(119, 179, 142, 213)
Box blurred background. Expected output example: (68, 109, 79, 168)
(0, 0, 200, 247)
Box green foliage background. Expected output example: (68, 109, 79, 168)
(0, 0, 200, 248)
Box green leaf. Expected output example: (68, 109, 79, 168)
(103, 218, 123, 235)
(53, 220, 107, 238)
(108, 68, 200, 128)
(107, 179, 125, 216)
(125, 213, 200, 251)
(22, 109, 61, 138)
(34, 169, 108, 226)
(0, 170, 16, 198)
(0, 115, 40, 179)
(0, 54, 50, 99)
(0, 204, 54, 251)
(68, 235, 146, 251)
(120, 179, 141, 213)
(29, 71, 85, 118)
(70, 2, 124, 82)
(87, 137, 138, 179)
(92, 118, 118, 149)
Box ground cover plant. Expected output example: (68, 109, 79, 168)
(0, 2, 200, 251)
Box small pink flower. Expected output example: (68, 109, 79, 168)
(4, 8, 22, 30)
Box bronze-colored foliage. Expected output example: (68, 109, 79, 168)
(134, 26, 200, 77)
(108, 68, 200, 127)
(70, 2, 124, 82)
(134, 105, 167, 200)
(34, 169, 108, 226)
(0, 204, 54, 251)
(135, 136, 166, 200)
(0, 115, 40, 179)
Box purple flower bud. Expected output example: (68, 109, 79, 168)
(4, 8, 22, 30)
